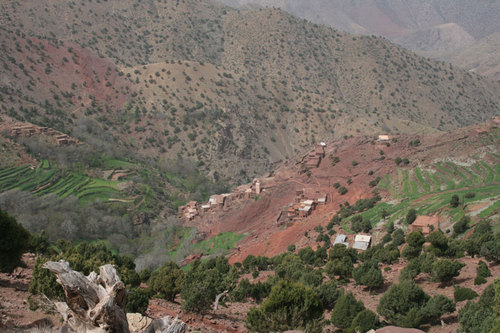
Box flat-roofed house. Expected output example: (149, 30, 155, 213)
(408, 215, 439, 235)
(353, 234, 372, 251)
(378, 135, 390, 142)
(333, 234, 349, 247)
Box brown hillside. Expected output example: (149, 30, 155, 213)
(0, 0, 499, 184)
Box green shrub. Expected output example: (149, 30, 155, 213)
(348, 309, 378, 333)
(331, 292, 365, 329)
(392, 229, 405, 246)
(181, 257, 235, 313)
(0, 209, 31, 273)
(148, 262, 184, 301)
(353, 261, 383, 290)
(458, 300, 495, 333)
(338, 186, 348, 195)
(377, 281, 429, 327)
(246, 280, 324, 332)
(454, 287, 478, 302)
(453, 216, 470, 235)
(474, 275, 487, 285)
(316, 279, 340, 310)
(406, 209, 417, 225)
(477, 260, 491, 278)
(126, 288, 150, 314)
(431, 259, 465, 284)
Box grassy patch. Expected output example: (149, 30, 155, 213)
(479, 199, 500, 219)
(103, 158, 134, 169)
(415, 167, 430, 192)
(193, 232, 246, 255)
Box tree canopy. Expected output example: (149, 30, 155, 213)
(246, 280, 324, 332)
(0, 209, 31, 273)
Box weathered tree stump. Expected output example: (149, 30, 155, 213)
(43, 260, 130, 333)
(44, 260, 187, 333)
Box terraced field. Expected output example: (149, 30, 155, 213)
(0, 160, 127, 204)
(356, 157, 500, 229)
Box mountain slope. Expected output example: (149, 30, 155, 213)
(219, 0, 500, 39)
(446, 33, 500, 82)
(0, 0, 499, 184)
(218, 0, 500, 79)
(395, 23, 475, 52)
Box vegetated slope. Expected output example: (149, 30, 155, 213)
(0, 0, 229, 66)
(1, 0, 500, 184)
(0, 27, 133, 135)
(219, 0, 500, 79)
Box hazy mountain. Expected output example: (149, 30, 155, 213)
(218, 0, 500, 79)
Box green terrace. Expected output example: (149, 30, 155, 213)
(0, 160, 130, 204)
(342, 157, 500, 231)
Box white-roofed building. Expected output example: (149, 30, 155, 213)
(333, 234, 349, 247)
(353, 234, 372, 251)
(378, 135, 390, 142)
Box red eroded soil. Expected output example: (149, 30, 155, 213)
(186, 136, 408, 263)
(0, 30, 132, 113)
(0, 254, 61, 331)
(186, 125, 499, 264)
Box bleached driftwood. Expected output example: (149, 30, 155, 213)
(43, 260, 130, 333)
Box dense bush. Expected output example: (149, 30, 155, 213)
(246, 280, 324, 332)
(351, 215, 372, 233)
(450, 195, 460, 208)
(0, 209, 31, 273)
(392, 229, 405, 246)
(148, 262, 184, 301)
(377, 281, 429, 327)
(475, 260, 492, 286)
(353, 260, 383, 289)
(480, 236, 500, 262)
(420, 294, 455, 324)
(315, 279, 341, 310)
(232, 279, 271, 303)
(338, 186, 348, 195)
(325, 258, 353, 281)
(458, 300, 495, 333)
(30, 241, 140, 299)
(348, 309, 379, 333)
(331, 292, 365, 329)
(454, 287, 478, 302)
(431, 259, 465, 284)
(126, 288, 150, 314)
(181, 256, 237, 313)
(406, 209, 417, 224)
(453, 215, 470, 235)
